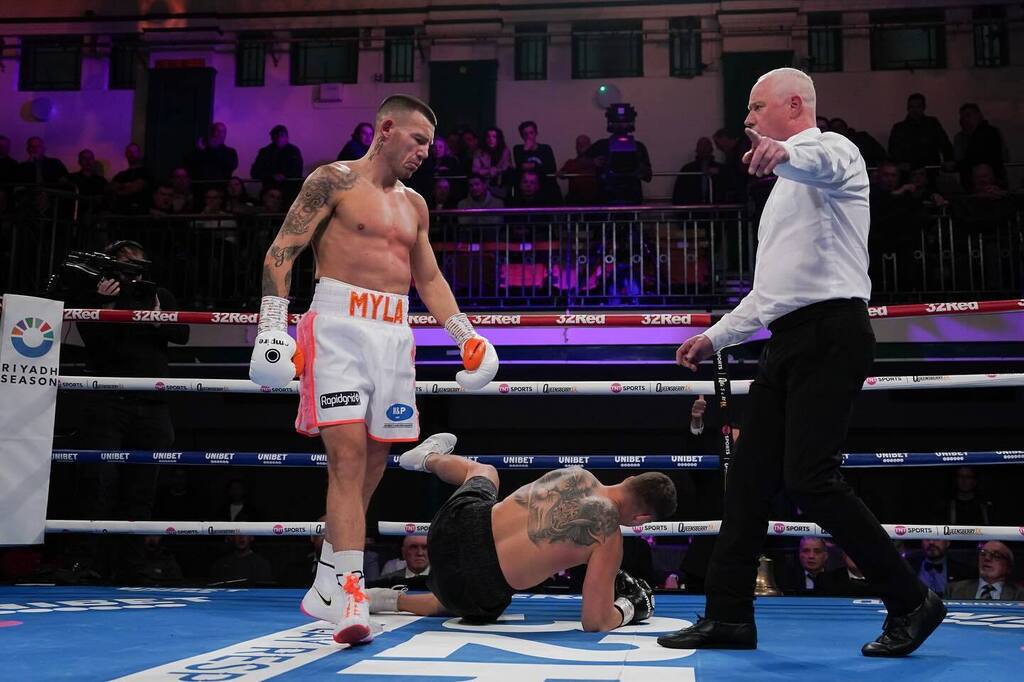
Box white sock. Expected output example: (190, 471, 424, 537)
(333, 550, 364, 583)
(313, 538, 335, 591)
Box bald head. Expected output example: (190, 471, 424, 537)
(756, 68, 817, 110)
(745, 68, 818, 139)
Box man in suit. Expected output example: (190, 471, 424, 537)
(817, 551, 875, 598)
(373, 535, 430, 588)
(779, 536, 830, 594)
(948, 541, 1022, 600)
(905, 539, 973, 597)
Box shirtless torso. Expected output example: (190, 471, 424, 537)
(279, 161, 424, 294)
(491, 468, 622, 590)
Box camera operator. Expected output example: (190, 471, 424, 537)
(586, 103, 653, 205)
(70, 240, 189, 582)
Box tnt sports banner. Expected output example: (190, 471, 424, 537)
(0, 294, 63, 545)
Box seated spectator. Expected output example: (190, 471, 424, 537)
(868, 160, 927, 291)
(376, 536, 430, 587)
(906, 539, 973, 597)
(829, 118, 886, 167)
(673, 137, 720, 204)
(509, 170, 556, 208)
(185, 122, 238, 182)
(169, 166, 195, 213)
(969, 163, 1008, 199)
(250, 124, 303, 193)
(887, 93, 953, 169)
(18, 135, 69, 185)
(816, 115, 830, 132)
(198, 187, 230, 218)
(459, 128, 480, 174)
(0, 135, 19, 212)
(945, 466, 995, 524)
(432, 138, 461, 177)
(559, 134, 601, 206)
(953, 103, 1006, 186)
(149, 183, 176, 216)
(259, 185, 284, 213)
(906, 166, 947, 206)
(224, 176, 256, 214)
(210, 535, 273, 585)
(472, 127, 513, 199)
(69, 148, 108, 199)
(136, 536, 184, 586)
(458, 173, 504, 211)
(817, 551, 873, 597)
(513, 120, 561, 205)
(948, 542, 1022, 600)
(779, 536, 830, 594)
(0, 135, 18, 184)
(337, 122, 373, 161)
(711, 128, 749, 203)
(110, 143, 154, 214)
(430, 177, 457, 210)
(218, 479, 257, 521)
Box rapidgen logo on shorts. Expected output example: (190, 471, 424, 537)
(387, 403, 414, 421)
(319, 391, 361, 409)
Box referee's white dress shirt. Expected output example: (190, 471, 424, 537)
(703, 127, 872, 351)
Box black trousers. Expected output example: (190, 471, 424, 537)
(74, 398, 174, 578)
(705, 299, 927, 623)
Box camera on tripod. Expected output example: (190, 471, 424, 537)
(46, 250, 156, 303)
(605, 103, 639, 175)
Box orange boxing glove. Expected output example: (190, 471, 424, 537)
(444, 313, 500, 390)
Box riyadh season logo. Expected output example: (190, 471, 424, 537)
(11, 317, 54, 358)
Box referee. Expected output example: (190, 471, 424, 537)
(658, 68, 945, 656)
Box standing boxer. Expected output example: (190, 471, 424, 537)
(249, 94, 499, 645)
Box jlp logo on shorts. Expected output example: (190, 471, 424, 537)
(387, 403, 414, 421)
(319, 391, 361, 409)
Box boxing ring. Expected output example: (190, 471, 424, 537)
(1, 296, 1023, 680)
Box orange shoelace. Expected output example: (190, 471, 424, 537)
(342, 574, 367, 603)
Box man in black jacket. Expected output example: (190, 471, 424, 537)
(72, 240, 190, 582)
(250, 124, 304, 201)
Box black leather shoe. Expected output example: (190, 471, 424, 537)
(862, 590, 946, 657)
(657, 615, 757, 649)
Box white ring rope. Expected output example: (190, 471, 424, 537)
(54, 372, 1024, 396)
(44, 519, 1024, 543)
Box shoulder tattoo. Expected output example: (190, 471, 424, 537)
(513, 469, 619, 547)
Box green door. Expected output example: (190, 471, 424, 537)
(428, 60, 498, 135)
(721, 52, 793, 133)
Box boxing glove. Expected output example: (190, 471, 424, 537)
(613, 570, 655, 626)
(249, 295, 303, 388)
(444, 313, 499, 391)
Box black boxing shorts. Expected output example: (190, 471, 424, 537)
(426, 476, 514, 623)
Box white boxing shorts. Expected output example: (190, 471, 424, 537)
(295, 277, 419, 442)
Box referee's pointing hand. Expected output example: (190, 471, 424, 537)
(742, 128, 790, 178)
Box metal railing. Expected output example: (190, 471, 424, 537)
(3, 189, 1022, 310)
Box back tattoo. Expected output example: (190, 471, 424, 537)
(512, 469, 619, 547)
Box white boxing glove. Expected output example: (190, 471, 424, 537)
(444, 313, 499, 391)
(249, 296, 303, 388)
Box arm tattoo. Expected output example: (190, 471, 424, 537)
(280, 167, 357, 236)
(513, 470, 619, 547)
(270, 244, 303, 267)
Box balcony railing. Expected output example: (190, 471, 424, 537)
(2, 190, 1022, 311)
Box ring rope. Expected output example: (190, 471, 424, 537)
(49, 297, 1024, 326)
(50, 449, 1024, 469)
(42, 519, 1024, 542)
(54, 373, 1024, 395)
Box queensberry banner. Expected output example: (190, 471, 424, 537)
(0, 294, 63, 545)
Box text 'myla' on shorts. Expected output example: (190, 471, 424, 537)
(295, 276, 419, 442)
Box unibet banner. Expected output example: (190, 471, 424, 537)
(0, 294, 63, 544)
